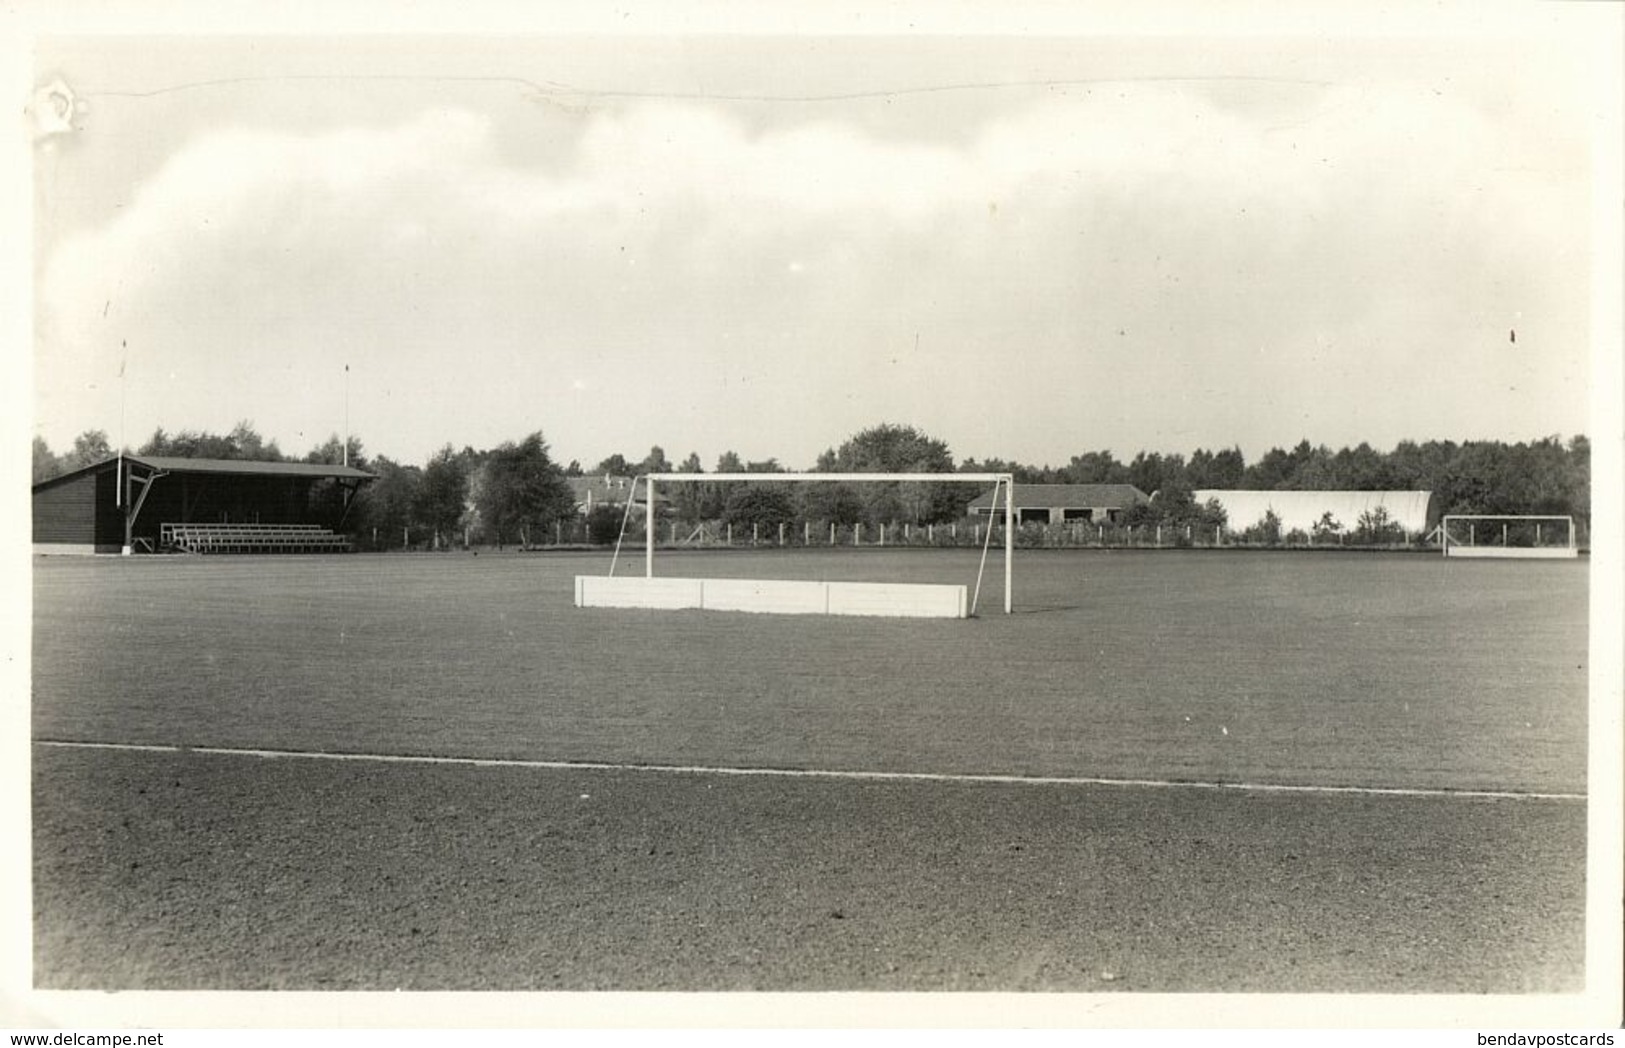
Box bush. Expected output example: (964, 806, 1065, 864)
(723, 485, 797, 531)
(586, 505, 626, 545)
(1241, 509, 1283, 546)
(1351, 506, 1405, 545)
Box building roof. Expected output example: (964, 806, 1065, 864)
(33, 454, 376, 491)
(128, 455, 376, 479)
(567, 474, 668, 507)
(1193, 489, 1433, 534)
(966, 483, 1150, 511)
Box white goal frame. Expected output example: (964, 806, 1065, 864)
(623, 472, 1016, 614)
(1440, 514, 1578, 559)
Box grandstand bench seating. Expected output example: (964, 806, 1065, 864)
(160, 523, 353, 554)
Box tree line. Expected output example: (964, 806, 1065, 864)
(961, 435, 1590, 517)
(31, 422, 1590, 546)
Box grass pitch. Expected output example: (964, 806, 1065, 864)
(33, 549, 1587, 792)
(30, 548, 1590, 992)
(34, 744, 1583, 993)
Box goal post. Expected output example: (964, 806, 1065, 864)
(581, 471, 1015, 617)
(1440, 514, 1578, 559)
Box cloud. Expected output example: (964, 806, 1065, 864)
(37, 82, 1590, 465)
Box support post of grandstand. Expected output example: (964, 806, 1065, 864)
(121, 461, 131, 554)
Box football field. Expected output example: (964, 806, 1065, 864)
(31, 549, 1589, 994)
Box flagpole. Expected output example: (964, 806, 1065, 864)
(119, 339, 130, 554)
(343, 363, 349, 467)
(120, 340, 127, 453)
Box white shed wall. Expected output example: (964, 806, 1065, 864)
(1193, 490, 1433, 534)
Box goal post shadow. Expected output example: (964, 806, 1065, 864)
(584, 472, 1016, 618)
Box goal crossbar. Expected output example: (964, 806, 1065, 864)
(633, 472, 1016, 614)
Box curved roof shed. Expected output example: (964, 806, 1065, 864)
(1192, 490, 1434, 535)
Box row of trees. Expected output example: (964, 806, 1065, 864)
(33, 423, 328, 481)
(608, 431, 1591, 538)
(354, 436, 579, 549)
(656, 423, 967, 534)
(32, 422, 1591, 547)
(961, 436, 1590, 519)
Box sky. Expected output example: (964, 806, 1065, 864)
(26, 17, 1608, 472)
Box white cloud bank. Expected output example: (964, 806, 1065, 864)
(38, 79, 1590, 466)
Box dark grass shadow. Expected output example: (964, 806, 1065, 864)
(981, 603, 1082, 616)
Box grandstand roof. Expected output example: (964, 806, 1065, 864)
(966, 483, 1149, 512)
(128, 455, 376, 479)
(570, 474, 642, 505)
(33, 454, 375, 490)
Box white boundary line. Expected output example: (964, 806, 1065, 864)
(34, 739, 1586, 802)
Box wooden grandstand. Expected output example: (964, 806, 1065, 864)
(33, 455, 374, 554)
(161, 522, 353, 555)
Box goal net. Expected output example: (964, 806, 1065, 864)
(1440, 515, 1578, 559)
(574, 472, 1016, 618)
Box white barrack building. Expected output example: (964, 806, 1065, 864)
(1193, 490, 1433, 536)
